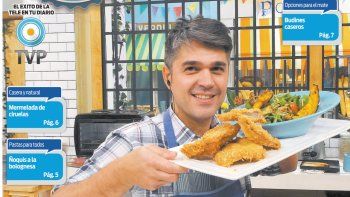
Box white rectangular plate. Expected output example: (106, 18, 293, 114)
(170, 118, 350, 181)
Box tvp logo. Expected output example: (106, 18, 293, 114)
(15, 18, 47, 64)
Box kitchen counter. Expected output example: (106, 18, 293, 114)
(250, 160, 350, 191)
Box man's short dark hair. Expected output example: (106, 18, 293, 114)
(165, 16, 232, 68)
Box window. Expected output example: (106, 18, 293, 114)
(322, 14, 350, 119)
(101, 0, 311, 113)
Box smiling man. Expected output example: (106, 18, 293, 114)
(53, 16, 260, 196)
(164, 39, 230, 136)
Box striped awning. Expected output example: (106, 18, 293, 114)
(125, 33, 165, 72)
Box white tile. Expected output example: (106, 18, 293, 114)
(66, 43, 75, 51)
(59, 136, 70, 146)
(58, 52, 75, 61)
(325, 148, 339, 158)
(42, 72, 59, 80)
(44, 133, 62, 137)
(45, 135, 62, 139)
(33, 62, 51, 71)
(42, 52, 58, 62)
(25, 81, 34, 86)
(67, 62, 76, 70)
(48, 23, 66, 33)
(25, 64, 33, 71)
(25, 72, 42, 80)
(61, 128, 74, 137)
(34, 81, 51, 86)
(65, 23, 74, 32)
(67, 108, 77, 118)
(51, 62, 68, 71)
(67, 100, 77, 108)
(330, 138, 340, 148)
(43, 33, 58, 43)
(67, 81, 76, 89)
(50, 81, 68, 89)
(58, 33, 75, 42)
(50, 43, 67, 52)
(66, 146, 76, 156)
(67, 118, 76, 127)
(59, 71, 76, 80)
(40, 15, 57, 23)
(33, 43, 50, 51)
(57, 14, 74, 23)
(62, 89, 77, 100)
(69, 137, 75, 146)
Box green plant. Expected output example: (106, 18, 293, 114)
(113, 5, 132, 111)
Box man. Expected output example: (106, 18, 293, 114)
(54, 16, 296, 196)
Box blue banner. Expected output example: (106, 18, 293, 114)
(6, 153, 64, 181)
(283, 0, 338, 13)
(8, 87, 61, 100)
(8, 139, 61, 152)
(282, 12, 341, 45)
(7, 101, 64, 129)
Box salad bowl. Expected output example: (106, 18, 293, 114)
(261, 91, 340, 138)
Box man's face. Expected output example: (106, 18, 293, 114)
(165, 41, 229, 122)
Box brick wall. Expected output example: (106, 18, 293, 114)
(322, 113, 349, 159)
(325, 138, 340, 158)
(25, 4, 77, 157)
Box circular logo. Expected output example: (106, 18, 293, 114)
(16, 18, 45, 47)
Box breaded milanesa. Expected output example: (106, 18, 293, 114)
(238, 115, 281, 149)
(214, 138, 266, 167)
(217, 108, 266, 124)
(181, 124, 240, 159)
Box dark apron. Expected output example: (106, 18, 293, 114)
(163, 109, 244, 197)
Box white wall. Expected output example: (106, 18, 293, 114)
(24, 2, 77, 158)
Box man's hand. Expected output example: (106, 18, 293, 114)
(116, 145, 188, 191)
(53, 145, 188, 197)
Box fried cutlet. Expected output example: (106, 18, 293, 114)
(217, 108, 266, 124)
(214, 138, 266, 167)
(237, 115, 281, 149)
(181, 124, 240, 159)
